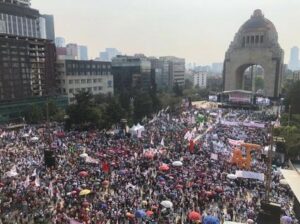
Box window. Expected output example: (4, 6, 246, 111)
(81, 79, 86, 84)
(88, 87, 92, 92)
(251, 36, 254, 43)
(75, 80, 80, 84)
(93, 87, 97, 91)
(98, 78, 102, 82)
(255, 35, 259, 44)
(93, 79, 97, 83)
(69, 80, 73, 84)
(87, 79, 92, 83)
(246, 36, 250, 44)
(75, 88, 80, 92)
(260, 35, 264, 43)
(69, 89, 74, 93)
(98, 86, 102, 90)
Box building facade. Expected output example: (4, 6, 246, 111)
(0, 34, 57, 100)
(193, 72, 207, 88)
(66, 43, 78, 60)
(99, 48, 121, 62)
(55, 37, 65, 47)
(112, 55, 152, 95)
(41, 14, 55, 41)
(57, 60, 113, 104)
(78, 45, 88, 60)
(289, 46, 300, 71)
(160, 56, 185, 87)
(149, 57, 170, 91)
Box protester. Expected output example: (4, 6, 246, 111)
(0, 107, 298, 224)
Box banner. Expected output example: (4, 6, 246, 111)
(228, 138, 244, 146)
(211, 153, 218, 160)
(235, 170, 264, 181)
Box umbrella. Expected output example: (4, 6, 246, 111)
(79, 171, 89, 177)
(281, 216, 292, 224)
(146, 210, 154, 217)
(80, 153, 88, 158)
(247, 219, 254, 224)
(188, 211, 201, 221)
(135, 210, 146, 218)
(172, 161, 183, 167)
(102, 180, 109, 187)
(279, 179, 288, 186)
(22, 134, 29, 138)
(227, 174, 237, 180)
(160, 200, 173, 208)
(79, 189, 91, 196)
(144, 151, 154, 159)
(203, 215, 220, 224)
(30, 136, 39, 142)
(159, 164, 170, 171)
(126, 212, 134, 219)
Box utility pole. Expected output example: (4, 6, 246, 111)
(265, 124, 273, 203)
(288, 105, 291, 126)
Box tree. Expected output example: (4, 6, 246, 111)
(185, 79, 194, 89)
(104, 98, 126, 128)
(255, 77, 264, 91)
(173, 82, 183, 97)
(134, 92, 153, 122)
(285, 81, 300, 114)
(25, 105, 44, 124)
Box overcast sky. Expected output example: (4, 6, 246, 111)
(31, 0, 299, 65)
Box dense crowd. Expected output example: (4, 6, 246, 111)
(0, 107, 298, 224)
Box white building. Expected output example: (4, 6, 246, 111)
(57, 59, 114, 104)
(193, 72, 207, 88)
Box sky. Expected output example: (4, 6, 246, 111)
(31, 0, 300, 65)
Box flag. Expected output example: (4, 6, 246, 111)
(160, 137, 165, 147)
(150, 135, 154, 145)
(35, 175, 40, 187)
(211, 153, 218, 160)
(49, 181, 54, 197)
(32, 169, 37, 176)
(189, 140, 195, 153)
(85, 156, 99, 164)
(102, 162, 110, 173)
(6, 165, 17, 177)
(24, 175, 30, 188)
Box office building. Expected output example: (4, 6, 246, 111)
(0, 34, 57, 100)
(112, 55, 151, 94)
(100, 48, 121, 61)
(78, 45, 88, 60)
(66, 43, 78, 60)
(193, 72, 207, 88)
(289, 46, 300, 71)
(55, 37, 65, 47)
(160, 56, 185, 87)
(149, 57, 170, 91)
(57, 60, 113, 104)
(0, 0, 42, 38)
(41, 14, 55, 41)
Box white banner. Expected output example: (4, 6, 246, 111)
(235, 170, 264, 181)
(228, 138, 244, 146)
(211, 153, 218, 160)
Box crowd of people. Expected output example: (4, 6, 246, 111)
(0, 106, 298, 224)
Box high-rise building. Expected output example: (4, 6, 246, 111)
(149, 57, 170, 91)
(0, 0, 42, 38)
(0, 34, 57, 100)
(160, 56, 185, 87)
(100, 48, 121, 61)
(55, 37, 65, 47)
(289, 46, 300, 71)
(78, 45, 88, 60)
(211, 63, 223, 74)
(41, 14, 55, 41)
(193, 72, 207, 88)
(57, 60, 113, 104)
(66, 43, 78, 60)
(112, 55, 151, 94)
